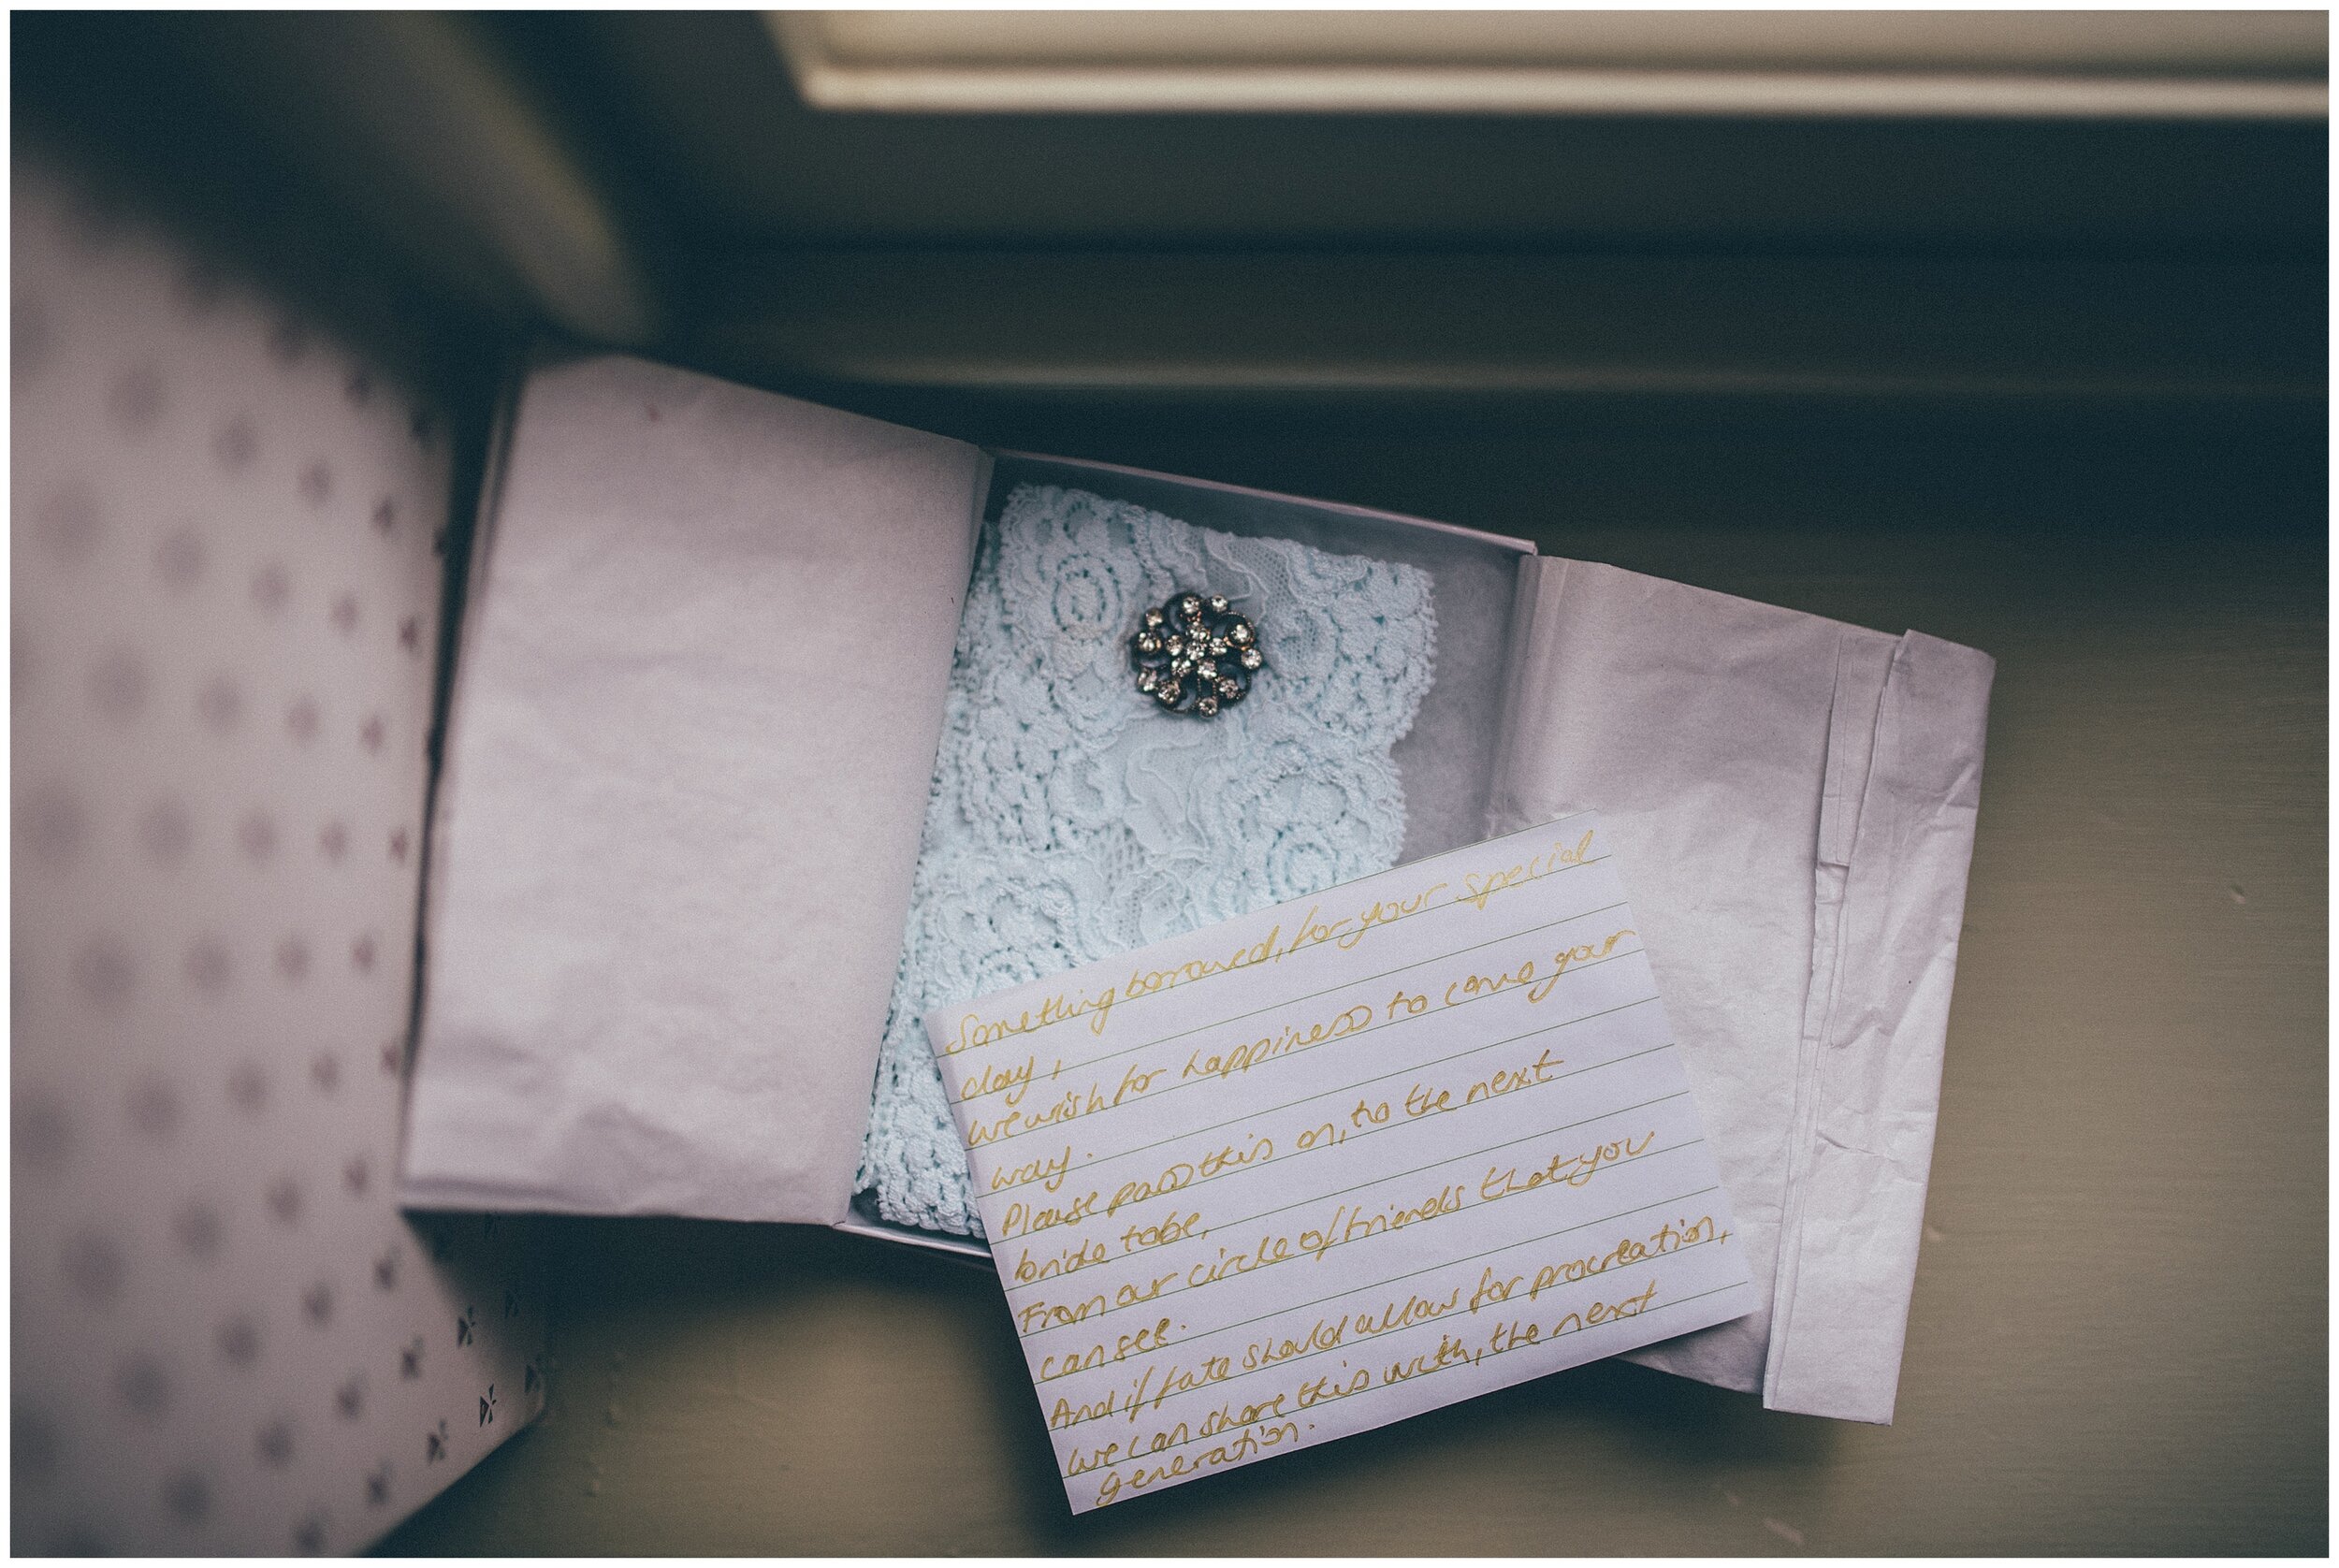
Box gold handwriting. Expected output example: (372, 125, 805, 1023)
(946, 982, 1120, 1055)
(1299, 1182, 1469, 1263)
(1182, 1002, 1374, 1082)
(1123, 926, 1285, 1008)
(1351, 1285, 1462, 1339)
(1009, 1236, 1111, 1287)
(1089, 1421, 1304, 1506)
(1037, 1316, 1175, 1382)
(989, 1143, 1073, 1195)
(1480, 1129, 1657, 1202)
(996, 1189, 1102, 1241)
(966, 1059, 1169, 1145)
(1106, 1135, 1273, 1218)
(1529, 1213, 1725, 1300)
(957, 1051, 1057, 1108)
(1458, 830, 1596, 912)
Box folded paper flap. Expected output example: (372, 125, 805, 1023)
(1757, 626, 1897, 1412)
(403, 352, 984, 1224)
(1485, 554, 1993, 1419)
(1883, 632, 1998, 811)
(1816, 629, 1897, 869)
(1765, 631, 1994, 1423)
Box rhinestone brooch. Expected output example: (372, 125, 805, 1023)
(1128, 591, 1264, 718)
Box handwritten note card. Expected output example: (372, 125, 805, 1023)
(926, 814, 1757, 1512)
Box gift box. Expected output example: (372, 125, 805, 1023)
(9, 156, 545, 1556)
(400, 347, 1993, 1425)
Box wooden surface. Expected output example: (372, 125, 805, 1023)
(381, 415, 2326, 1556)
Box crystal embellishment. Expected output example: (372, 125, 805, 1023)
(1128, 589, 1263, 717)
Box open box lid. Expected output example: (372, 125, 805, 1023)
(400, 350, 990, 1224)
(400, 350, 1539, 1233)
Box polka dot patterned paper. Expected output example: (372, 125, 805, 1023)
(11, 159, 545, 1555)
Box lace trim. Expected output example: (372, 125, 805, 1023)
(856, 484, 1436, 1237)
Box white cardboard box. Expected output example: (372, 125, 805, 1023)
(400, 348, 1992, 1424)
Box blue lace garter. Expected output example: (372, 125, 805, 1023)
(855, 483, 1438, 1237)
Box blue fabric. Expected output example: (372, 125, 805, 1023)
(856, 484, 1437, 1236)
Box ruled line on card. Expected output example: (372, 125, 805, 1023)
(962, 939, 1649, 1149)
(937, 816, 1604, 1058)
(995, 1085, 1693, 1291)
(1120, 1183, 1728, 1356)
(1082, 847, 1611, 1026)
(1018, 1172, 1725, 1343)
(1066, 1279, 1749, 1503)
(982, 1003, 1669, 1200)
(1001, 1132, 1709, 1325)
(945, 898, 1628, 1104)
(1049, 1243, 1737, 1433)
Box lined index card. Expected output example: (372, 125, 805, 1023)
(926, 814, 1756, 1512)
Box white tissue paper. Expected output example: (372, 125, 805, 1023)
(400, 353, 985, 1223)
(1486, 557, 1993, 1422)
